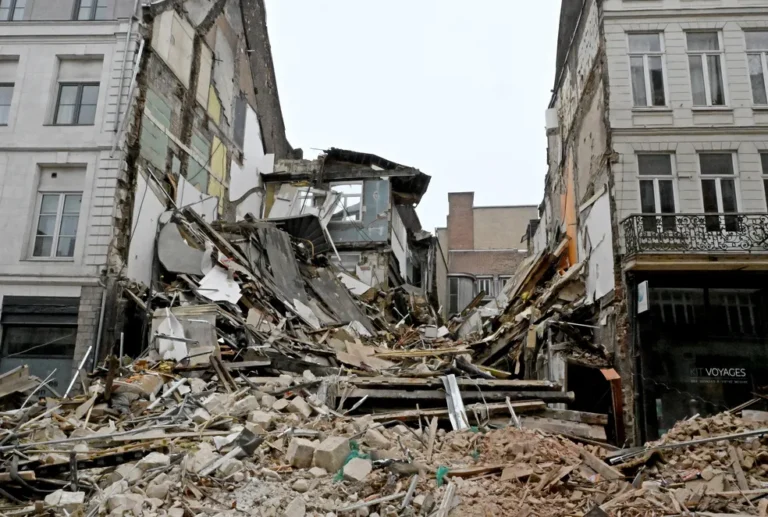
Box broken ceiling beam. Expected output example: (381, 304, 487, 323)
(343, 389, 575, 403)
(369, 400, 547, 422)
(346, 377, 561, 391)
(538, 408, 609, 426)
(519, 416, 608, 442)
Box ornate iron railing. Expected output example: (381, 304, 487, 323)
(622, 213, 768, 255)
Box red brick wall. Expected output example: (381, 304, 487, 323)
(447, 192, 474, 250)
(448, 250, 527, 276)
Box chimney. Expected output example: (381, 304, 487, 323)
(447, 192, 474, 250)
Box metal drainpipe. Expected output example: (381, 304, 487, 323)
(113, 0, 141, 135)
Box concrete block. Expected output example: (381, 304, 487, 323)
(309, 467, 327, 478)
(313, 436, 350, 473)
(273, 398, 290, 412)
(217, 458, 244, 477)
(293, 478, 310, 493)
(343, 457, 372, 482)
(284, 496, 306, 517)
(137, 451, 170, 470)
(44, 490, 85, 513)
(287, 437, 317, 469)
(146, 480, 171, 499)
(230, 395, 261, 417)
(247, 410, 277, 430)
(364, 428, 390, 449)
(261, 394, 277, 407)
(287, 396, 312, 419)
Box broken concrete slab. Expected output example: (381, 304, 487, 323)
(313, 436, 350, 473)
(287, 396, 313, 418)
(343, 457, 372, 482)
(287, 437, 317, 469)
(45, 490, 85, 513)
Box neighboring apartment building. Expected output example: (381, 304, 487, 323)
(0, 0, 288, 393)
(539, 0, 768, 442)
(437, 192, 537, 315)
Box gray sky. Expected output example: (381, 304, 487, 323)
(264, 0, 561, 232)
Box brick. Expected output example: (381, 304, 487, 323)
(247, 410, 276, 430)
(343, 457, 372, 482)
(312, 436, 350, 473)
(286, 438, 316, 469)
(287, 396, 312, 419)
(230, 395, 260, 417)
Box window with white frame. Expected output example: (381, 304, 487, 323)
(74, 0, 107, 21)
(0, 0, 24, 21)
(0, 84, 12, 125)
(476, 277, 494, 298)
(330, 182, 362, 222)
(761, 153, 768, 210)
(32, 193, 82, 258)
(710, 289, 758, 336)
(699, 153, 738, 232)
(638, 154, 677, 232)
(498, 275, 511, 294)
(629, 33, 666, 107)
(686, 32, 726, 106)
(650, 288, 704, 326)
(747, 31, 768, 105)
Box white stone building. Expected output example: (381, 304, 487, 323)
(539, 0, 768, 443)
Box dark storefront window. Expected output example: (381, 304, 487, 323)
(639, 284, 768, 440)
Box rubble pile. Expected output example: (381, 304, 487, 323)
(2, 209, 767, 515)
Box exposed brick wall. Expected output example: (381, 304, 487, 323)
(448, 250, 528, 276)
(73, 286, 104, 381)
(447, 192, 474, 250)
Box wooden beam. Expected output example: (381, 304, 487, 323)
(580, 449, 624, 481)
(345, 389, 575, 403)
(369, 400, 546, 423)
(539, 408, 608, 426)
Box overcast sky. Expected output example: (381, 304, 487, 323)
(263, 0, 561, 232)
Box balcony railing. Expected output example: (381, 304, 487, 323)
(622, 213, 768, 255)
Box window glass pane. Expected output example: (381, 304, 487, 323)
(640, 180, 656, 213)
(701, 179, 719, 212)
(0, 8, 9, 21)
(649, 56, 665, 106)
(95, 5, 107, 19)
(77, 104, 96, 125)
(761, 153, 768, 174)
(63, 194, 81, 213)
(81, 85, 99, 105)
(33, 236, 52, 257)
(2, 325, 76, 357)
(0, 85, 12, 112)
(707, 55, 725, 105)
(56, 105, 75, 125)
(40, 194, 60, 213)
(0, 105, 8, 125)
(58, 85, 78, 105)
(638, 154, 672, 175)
(56, 237, 76, 257)
(700, 154, 734, 175)
(36, 214, 56, 237)
(59, 215, 78, 236)
(78, 6, 91, 20)
(689, 56, 707, 106)
(658, 180, 675, 213)
(629, 33, 661, 52)
(687, 32, 719, 51)
(721, 179, 738, 212)
(11, 2, 23, 20)
(630, 56, 647, 106)
(746, 31, 768, 51)
(748, 54, 767, 105)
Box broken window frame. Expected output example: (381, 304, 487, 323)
(330, 182, 363, 223)
(0, 0, 25, 21)
(637, 154, 678, 232)
(73, 0, 108, 21)
(686, 31, 727, 107)
(698, 153, 739, 232)
(0, 83, 12, 125)
(476, 277, 494, 299)
(54, 82, 100, 126)
(31, 192, 82, 259)
(628, 33, 667, 107)
(746, 31, 768, 105)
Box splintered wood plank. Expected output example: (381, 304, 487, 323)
(370, 400, 546, 422)
(580, 449, 623, 481)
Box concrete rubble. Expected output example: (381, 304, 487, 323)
(0, 209, 766, 516)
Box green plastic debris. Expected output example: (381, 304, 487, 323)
(436, 465, 450, 487)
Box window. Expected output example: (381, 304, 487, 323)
(761, 153, 768, 210)
(476, 277, 494, 298)
(629, 33, 666, 107)
(747, 32, 768, 106)
(0, 84, 12, 125)
(686, 32, 726, 106)
(330, 183, 363, 222)
(54, 83, 99, 125)
(498, 276, 511, 293)
(699, 153, 738, 232)
(33, 193, 82, 258)
(74, 0, 107, 20)
(638, 154, 676, 232)
(710, 289, 758, 336)
(0, 0, 25, 21)
(650, 288, 704, 326)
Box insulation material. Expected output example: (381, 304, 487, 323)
(198, 266, 241, 304)
(208, 136, 227, 214)
(578, 191, 614, 303)
(155, 308, 188, 362)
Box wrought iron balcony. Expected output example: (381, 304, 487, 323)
(622, 213, 768, 256)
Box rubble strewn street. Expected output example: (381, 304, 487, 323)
(0, 206, 767, 516)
